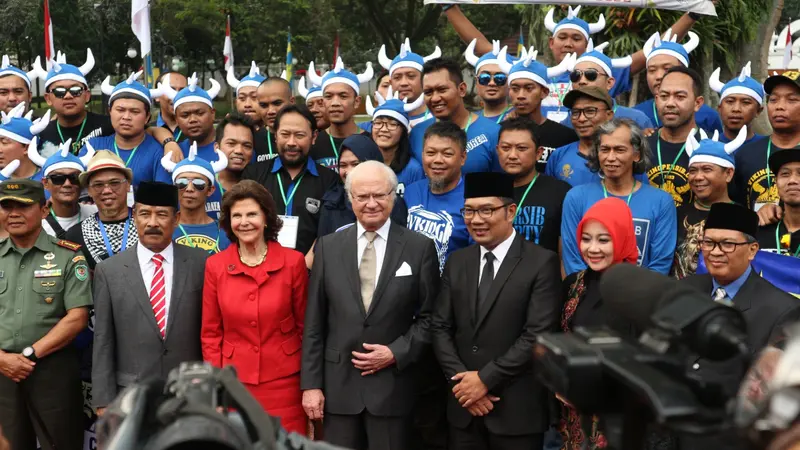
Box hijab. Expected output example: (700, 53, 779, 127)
(576, 197, 638, 266)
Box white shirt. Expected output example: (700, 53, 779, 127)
(42, 203, 98, 237)
(356, 219, 391, 289)
(478, 230, 516, 283)
(137, 242, 175, 329)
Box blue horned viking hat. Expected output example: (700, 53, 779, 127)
(297, 76, 322, 101)
(544, 6, 605, 40)
(571, 39, 633, 76)
(709, 62, 765, 106)
(464, 39, 518, 73)
(378, 38, 441, 76)
(365, 86, 425, 131)
(100, 71, 162, 107)
(643, 29, 700, 67)
(0, 55, 40, 88)
(0, 102, 50, 145)
(27, 136, 94, 176)
(307, 57, 374, 94)
(226, 61, 267, 96)
(685, 126, 748, 169)
(159, 72, 222, 110)
(33, 49, 95, 89)
(161, 141, 228, 183)
(497, 46, 575, 87)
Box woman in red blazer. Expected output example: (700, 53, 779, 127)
(202, 180, 308, 435)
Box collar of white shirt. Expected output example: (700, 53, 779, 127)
(356, 219, 392, 243)
(480, 230, 516, 266)
(137, 241, 175, 266)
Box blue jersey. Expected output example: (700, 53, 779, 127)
(476, 108, 512, 124)
(541, 67, 632, 120)
(395, 157, 426, 197)
(634, 99, 723, 135)
(410, 115, 501, 174)
(172, 221, 231, 254)
(404, 178, 471, 273)
(545, 142, 648, 187)
(177, 140, 225, 219)
(561, 181, 677, 276)
(80, 134, 172, 187)
(179, 140, 220, 163)
(358, 121, 372, 134)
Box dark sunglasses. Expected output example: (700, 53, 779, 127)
(48, 86, 86, 98)
(47, 173, 80, 185)
(175, 178, 208, 191)
(569, 69, 608, 83)
(477, 73, 508, 86)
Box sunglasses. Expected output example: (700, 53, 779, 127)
(47, 173, 80, 186)
(48, 86, 86, 99)
(477, 73, 508, 86)
(569, 69, 608, 83)
(175, 178, 208, 191)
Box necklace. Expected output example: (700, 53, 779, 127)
(238, 244, 268, 267)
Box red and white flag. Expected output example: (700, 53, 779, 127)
(43, 0, 55, 69)
(784, 20, 793, 69)
(223, 15, 234, 70)
(332, 32, 340, 63)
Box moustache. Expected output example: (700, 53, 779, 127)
(145, 228, 163, 236)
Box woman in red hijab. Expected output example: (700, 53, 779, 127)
(558, 197, 639, 450)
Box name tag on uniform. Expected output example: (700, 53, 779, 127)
(277, 215, 299, 249)
(547, 110, 569, 123)
(34, 269, 62, 278)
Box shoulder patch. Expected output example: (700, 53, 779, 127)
(72, 255, 86, 263)
(55, 240, 81, 252)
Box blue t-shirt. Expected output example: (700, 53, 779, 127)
(634, 99, 724, 135)
(545, 142, 648, 187)
(358, 121, 372, 133)
(410, 115, 501, 174)
(80, 134, 172, 187)
(172, 222, 231, 254)
(177, 140, 225, 219)
(541, 67, 633, 121)
(561, 181, 677, 276)
(476, 108, 513, 124)
(179, 140, 219, 163)
(404, 178, 471, 273)
(396, 157, 426, 196)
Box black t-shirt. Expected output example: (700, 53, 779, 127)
(241, 157, 339, 255)
(512, 173, 570, 253)
(734, 137, 782, 210)
(674, 203, 710, 279)
(756, 221, 800, 256)
(532, 119, 578, 173)
(252, 128, 277, 165)
(645, 132, 694, 208)
(38, 112, 114, 156)
(310, 130, 342, 172)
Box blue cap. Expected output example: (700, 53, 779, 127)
(34, 49, 95, 89)
(572, 39, 633, 76)
(0, 55, 38, 89)
(378, 39, 441, 76)
(226, 61, 267, 96)
(101, 71, 162, 107)
(365, 86, 426, 131)
(686, 127, 749, 169)
(27, 136, 94, 177)
(544, 6, 605, 40)
(643, 29, 700, 67)
(161, 141, 228, 183)
(160, 72, 221, 110)
(307, 58, 374, 94)
(497, 46, 574, 88)
(709, 62, 765, 106)
(298, 76, 322, 101)
(464, 39, 519, 73)
(0, 103, 50, 145)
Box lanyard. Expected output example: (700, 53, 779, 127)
(277, 172, 306, 212)
(97, 211, 131, 257)
(656, 131, 686, 188)
(766, 140, 774, 190)
(57, 115, 88, 150)
(495, 106, 512, 124)
(464, 113, 474, 132)
(513, 174, 539, 219)
(652, 102, 660, 127)
(174, 129, 182, 141)
(328, 134, 339, 158)
(602, 180, 636, 205)
(113, 141, 139, 167)
(267, 130, 274, 156)
(178, 223, 221, 252)
(215, 174, 225, 196)
(774, 222, 800, 257)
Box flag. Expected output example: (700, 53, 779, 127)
(517, 25, 525, 58)
(285, 30, 293, 83)
(43, 0, 55, 69)
(131, 0, 154, 87)
(224, 15, 234, 71)
(698, 251, 800, 298)
(785, 20, 793, 69)
(333, 32, 340, 64)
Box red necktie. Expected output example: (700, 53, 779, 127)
(150, 254, 167, 338)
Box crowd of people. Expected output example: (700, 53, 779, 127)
(1, 4, 800, 450)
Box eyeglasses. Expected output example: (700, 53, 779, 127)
(373, 119, 400, 131)
(48, 86, 86, 99)
(47, 173, 80, 186)
(88, 179, 126, 192)
(570, 107, 607, 120)
(477, 73, 508, 86)
(700, 238, 752, 254)
(569, 69, 608, 83)
(351, 191, 393, 204)
(175, 178, 209, 191)
(461, 204, 509, 219)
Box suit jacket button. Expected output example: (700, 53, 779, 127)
(250, 321, 257, 327)
(163, 349, 168, 355)
(472, 346, 478, 353)
(249, 294, 255, 301)
(253, 346, 259, 352)
(692, 363, 700, 370)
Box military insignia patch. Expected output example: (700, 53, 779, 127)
(75, 265, 88, 281)
(44, 297, 53, 304)
(55, 240, 81, 251)
(72, 255, 86, 264)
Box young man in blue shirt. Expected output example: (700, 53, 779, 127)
(377, 39, 435, 129)
(412, 58, 500, 174)
(160, 73, 222, 163)
(463, 39, 512, 122)
(709, 63, 764, 146)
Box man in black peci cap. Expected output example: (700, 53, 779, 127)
(430, 172, 561, 450)
(91, 182, 209, 417)
(0, 178, 92, 450)
(679, 202, 800, 450)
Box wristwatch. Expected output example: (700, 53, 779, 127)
(162, 137, 176, 146)
(22, 346, 37, 362)
(688, 11, 701, 21)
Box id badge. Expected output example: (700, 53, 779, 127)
(277, 215, 299, 249)
(754, 202, 776, 212)
(547, 110, 569, 123)
(127, 186, 135, 207)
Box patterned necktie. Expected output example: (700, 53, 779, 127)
(713, 287, 731, 306)
(359, 231, 377, 312)
(150, 254, 167, 338)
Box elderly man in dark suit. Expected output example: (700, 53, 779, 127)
(301, 160, 440, 450)
(431, 172, 561, 450)
(91, 182, 209, 415)
(680, 202, 800, 450)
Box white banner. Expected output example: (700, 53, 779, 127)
(424, 0, 717, 16)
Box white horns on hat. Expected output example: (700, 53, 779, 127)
(24, 110, 33, 121)
(78, 49, 95, 76)
(643, 31, 662, 56)
(548, 52, 576, 78)
(226, 66, 240, 89)
(80, 140, 96, 167)
(56, 51, 66, 64)
(298, 76, 310, 99)
(699, 129, 709, 141)
(464, 39, 480, 67)
(187, 141, 198, 161)
(0, 55, 38, 82)
(207, 78, 221, 99)
(365, 95, 375, 116)
(211, 148, 228, 174)
(739, 61, 753, 82)
(684, 128, 700, 155)
(378, 45, 393, 71)
(306, 61, 324, 87)
(101, 76, 114, 96)
(709, 67, 725, 94)
(589, 14, 606, 34)
(683, 31, 700, 54)
(725, 125, 748, 154)
(158, 73, 178, 101)
(357, 62, 374, 84)
(32, 56, 48, 81)
(27, 56, 40, 82)
(29, 109, 51, 136)
(424, 46, 442, 62)
(544, 8, 558, 33)
(404, 91, 425, 112)
(0, 160, 20, 180)
(160, 152, 177, 173)
(497, 47, 514, 75)
(26, 137, 48, 168)
(1, 102, 25, 124)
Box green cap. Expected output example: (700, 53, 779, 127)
(0, 179, 45, 205)
(563, 86, 613, 110)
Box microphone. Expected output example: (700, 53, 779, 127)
(599, 264, 749, 361)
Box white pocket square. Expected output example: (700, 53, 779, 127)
(395, 262, 413, 277)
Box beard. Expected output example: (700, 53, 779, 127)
(278, 148, 308, 168)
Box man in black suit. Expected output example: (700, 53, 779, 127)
(431, 172, 561, 450)
(301, 160, 440, 450)
(680, 202, 800, 450)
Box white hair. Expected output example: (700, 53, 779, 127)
(345, 160, 398, 202)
